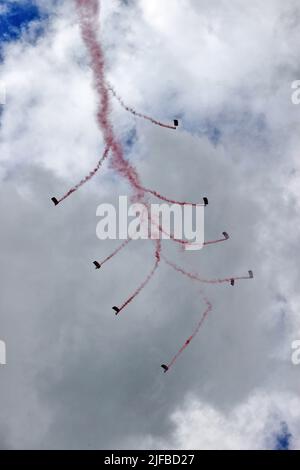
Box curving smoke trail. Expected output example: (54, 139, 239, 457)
(162, 254, 253, 286)
(161, 254, 251, 370)
(76, 0, 144, 199)
(113, 239, 161, 314)
(52, 147, 109, 205)
(75, 1, 195, 207)
(165, 293, 212, 371)
(176, 232, 230, 250)
(107, 82, 177, 130)
(141, 187, 204, 207)
(203, 232, 229, 246)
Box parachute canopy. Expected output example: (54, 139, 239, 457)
(51, 197, 59, 206)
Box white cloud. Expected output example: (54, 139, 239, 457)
(143, 391, 300, 450)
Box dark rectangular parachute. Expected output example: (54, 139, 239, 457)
(51, 197, 59, 206)
(112, 306, 120, 315)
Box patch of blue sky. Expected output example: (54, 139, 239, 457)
(274, 422, 292, 450)
(182, 108, 268, 147)
(175, 114, 222, 145)
(123, 127, 137, 152)
(0, 0, 48, 57)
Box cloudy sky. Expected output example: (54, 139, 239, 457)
(0, 0, 300, 450)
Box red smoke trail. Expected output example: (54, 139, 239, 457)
(75, 1, 252, 371)
(115, 240, 161, 314)
(96, 239, 131, 267)
(53, 147, 109, 205)
(75, 0, 203, 234)
(203, 239, 226, 246)
(76, 0, 144, 200)
(107, 82, 177, 130)
(94, 216, 224, 273)
(141, 187, 202, 207)
(165, 293, 212, 371)
(203, 232, 229, 247)
(95, 224, 228, 272)
(149, 212, 229, 249)
(177, 234, 230, 251)
(162, 255, 252, 285)
(72, 0, 253, 370)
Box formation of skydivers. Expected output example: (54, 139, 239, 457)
(51, 116, 254, 373)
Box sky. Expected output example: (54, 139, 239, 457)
(0, 0, 300, 450)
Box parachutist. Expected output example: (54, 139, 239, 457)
(51, 197, 59, 206)
(112, 306, 120, 315)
